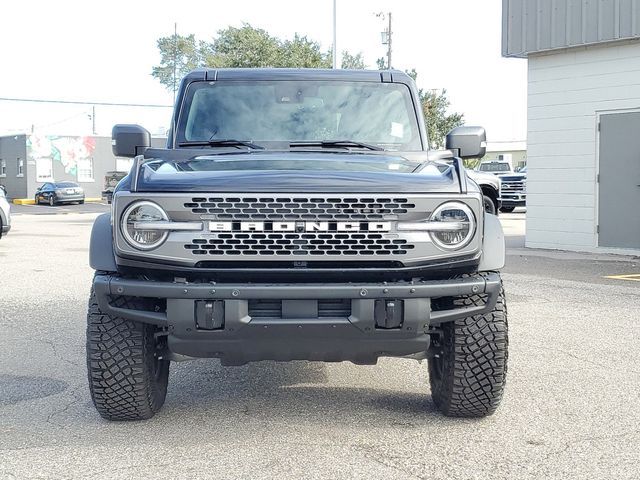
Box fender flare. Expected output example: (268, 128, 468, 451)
(478, 213, 505, 271)
(89, 213, 117, 272)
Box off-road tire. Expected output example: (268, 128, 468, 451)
(483, 195, 497, 215)
(428, 280, 508, 417)
(86, 290, 169, 421)
(500, 206, 516, 213)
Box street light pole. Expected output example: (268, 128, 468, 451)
(332, 0, 337, 69)
(387, 12, 392, 70)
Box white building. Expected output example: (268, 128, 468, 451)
(503, 0, 640, 253)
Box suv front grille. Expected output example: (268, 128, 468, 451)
(185, 232, 415, 256)
(184, 196, 416, 221)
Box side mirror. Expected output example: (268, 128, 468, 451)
(112, 124, 151, 158)
(445, 126, 487, 159)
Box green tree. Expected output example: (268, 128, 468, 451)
(151, 34, 205, 93)
(406, 69, 464, 149)
(279, 34, 332, 68)
(209, 24, 282, 67)
(152, 24, 332, 90)
(420, 88, 464, 149)
(341, 51, 367, 69)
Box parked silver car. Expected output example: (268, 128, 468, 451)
(0, 186, 11, 238)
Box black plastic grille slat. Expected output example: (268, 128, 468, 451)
(185, 232, 415, 256)
(184, 196, 416, 221)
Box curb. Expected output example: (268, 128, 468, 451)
(12, 197, 103, 205)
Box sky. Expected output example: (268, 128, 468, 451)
(0, 0, 527, 143)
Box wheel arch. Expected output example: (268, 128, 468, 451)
(90, 213, 117, 272)
(480, 184, 499, 211)
(478, 212, 505, 271)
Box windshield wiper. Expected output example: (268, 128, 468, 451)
(178, 139, 265, 150)
(289, 140, 384, 151)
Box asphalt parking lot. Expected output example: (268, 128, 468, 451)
(0, 208, 638, 479)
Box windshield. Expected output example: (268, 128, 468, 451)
(479, 163, 511, 172)
(177, 80, 422, 150)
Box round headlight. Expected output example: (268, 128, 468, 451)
(121, 201, 169, 250)
(429, 202, 476, 250)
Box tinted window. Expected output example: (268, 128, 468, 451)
(55, 182, 79, 188)
(479, 163, 511, 172)
(178, 80, 421, 150)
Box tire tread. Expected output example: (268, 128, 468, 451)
(429, 275, 508, 417)
(86, 290, 168, 421)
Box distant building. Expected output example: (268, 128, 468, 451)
(503, 0, 640, 253)
(483, 141, 527, 170)
(0, 134, 165, 200)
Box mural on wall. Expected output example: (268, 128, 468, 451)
(27, 135, 96, 177)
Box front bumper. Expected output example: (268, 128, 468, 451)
(498, 194, 526, 207)
(56, 194, 85, 203)
(93, 273, 501, 365)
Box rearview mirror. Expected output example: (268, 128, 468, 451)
(112, 124, 151, 158)
(445, 126, 487, 159)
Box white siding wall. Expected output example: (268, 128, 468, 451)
(526, 40, 640, 251)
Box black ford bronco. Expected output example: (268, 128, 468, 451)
(87, 69, 508, 421)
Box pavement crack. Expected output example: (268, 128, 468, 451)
(44, 386, 85, 427)
(42, 339, 82, 368)
(355, 444, 426, 479)
(543, 429, 640, 460)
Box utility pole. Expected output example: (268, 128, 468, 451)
(92, 105, 96, 135)
(377, 12, 393, 69)
(173, 22, 178, 104)
(332, 0, 337, 69)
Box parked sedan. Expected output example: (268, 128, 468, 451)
(35, 182, 85, 206)
(0, 185, 11, 238)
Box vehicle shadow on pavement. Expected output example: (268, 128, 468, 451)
(160, 359, 440, 423)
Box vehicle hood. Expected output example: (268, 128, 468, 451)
(499, 173, 526, 182)
(121, 149, 464, 194)
(467, 170, 501, 189)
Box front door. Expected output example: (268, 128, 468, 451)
(598, 112, 640, 249)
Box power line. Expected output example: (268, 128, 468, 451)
(0, 97, 172, 108)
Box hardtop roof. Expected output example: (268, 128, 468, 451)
(182, 68, 415, 84)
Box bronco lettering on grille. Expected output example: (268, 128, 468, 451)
(208, 221, 391, 232)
